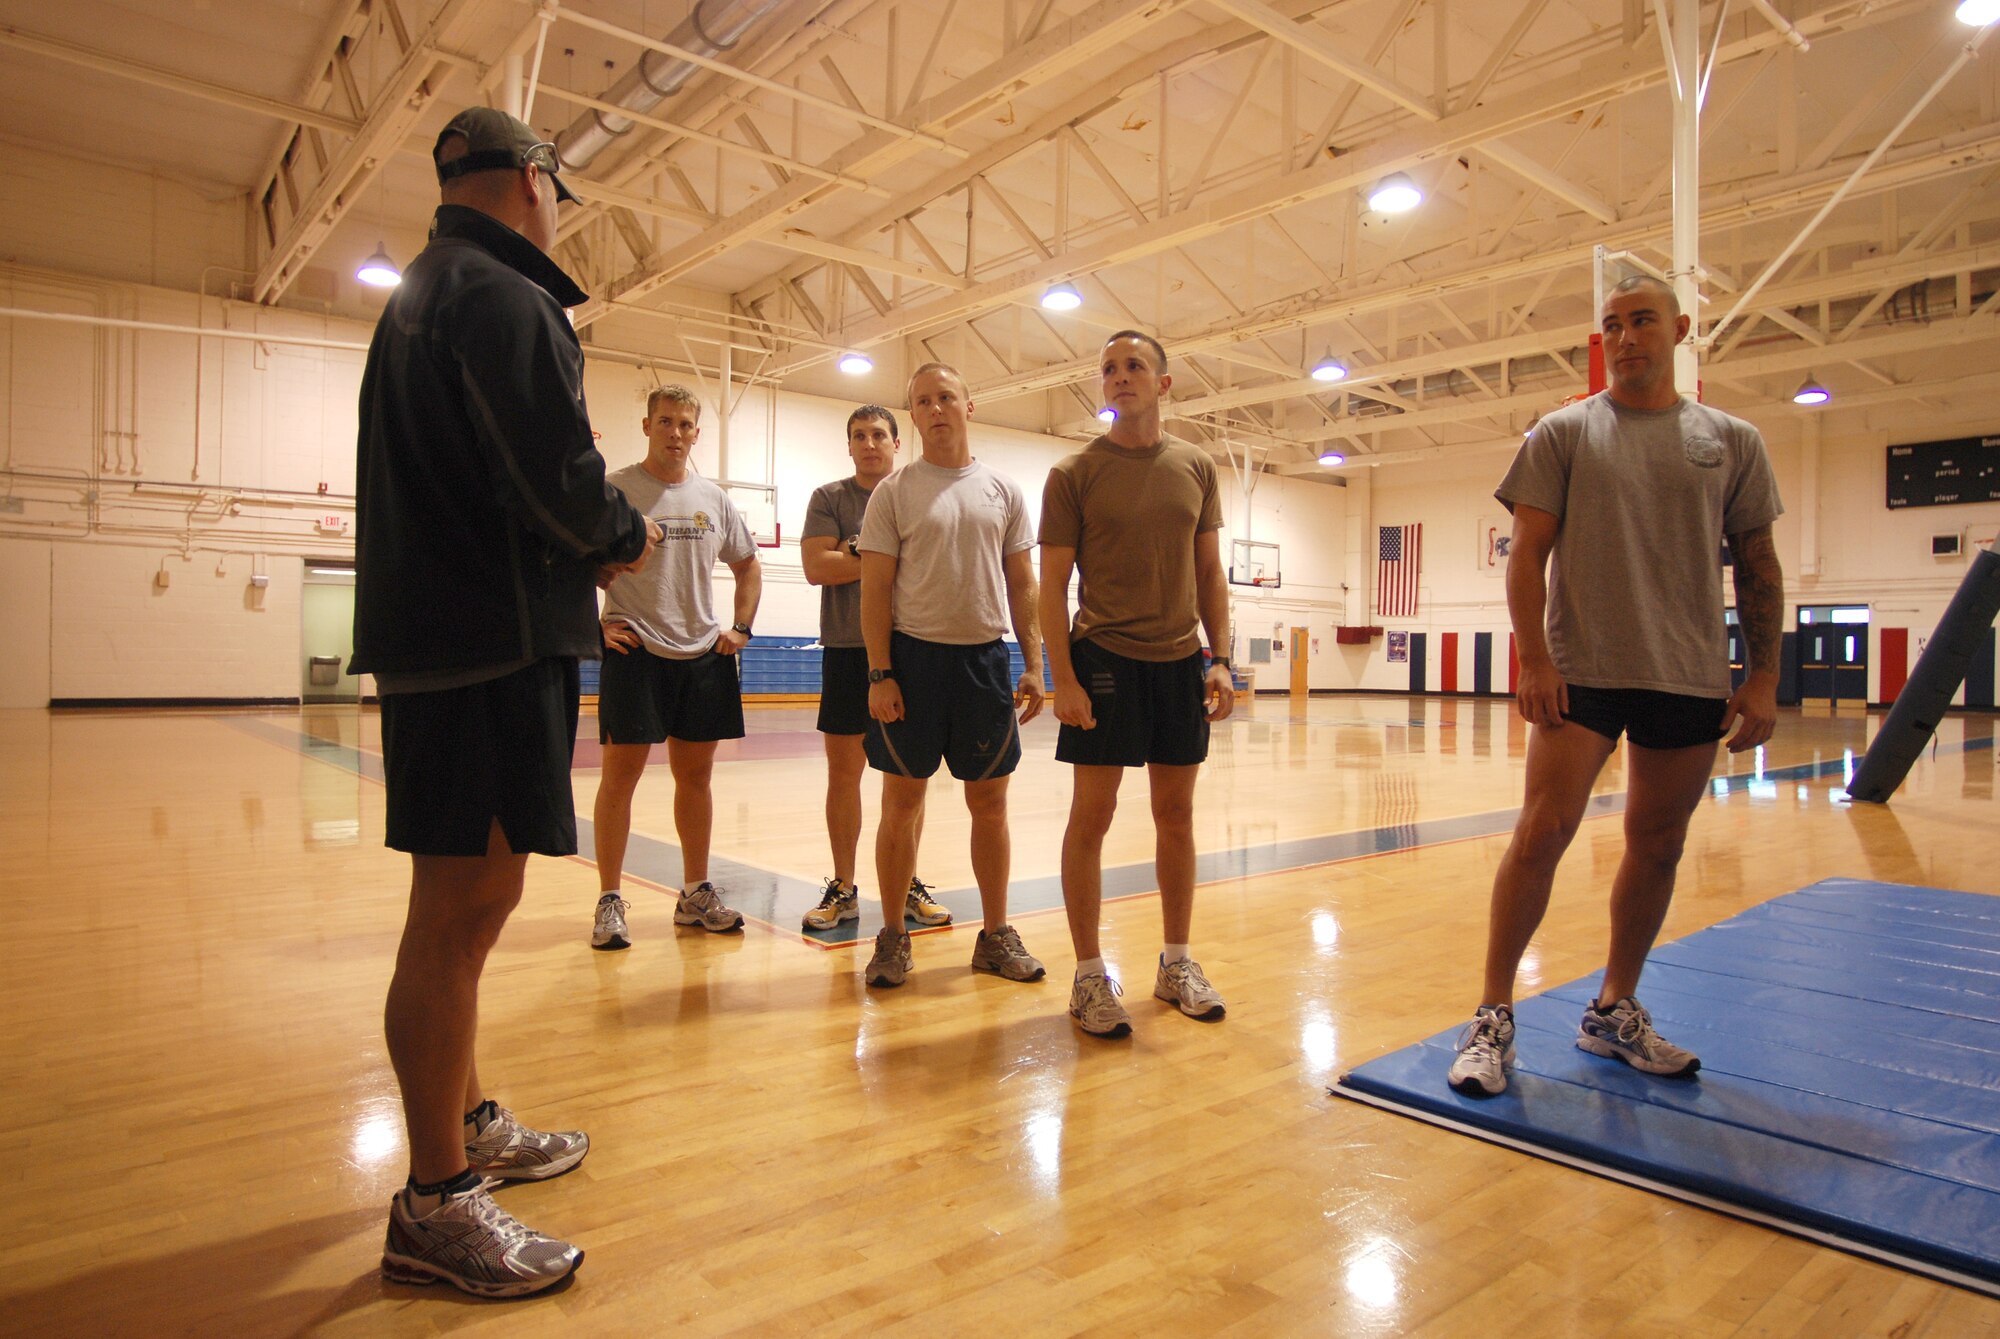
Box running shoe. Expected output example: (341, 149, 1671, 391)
(1446, 1004, 1516, 1097)
(970, 924, 1045, 981)
(1577, 996, 1700, 1077)
(675, 881, 745, 933)
(465, 1106, 590, 1182)
(1153, 956, 1225, 1020)
(380, 1183, 582, 1298)
(904, 877, 953, 926)
(590, 893, 630, 951)
(803, 877, 860, 931)
(1069, 971, 1132, 1038)
(866, 927, 912, 988)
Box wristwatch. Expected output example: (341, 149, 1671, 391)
(1211, 657, 1233, 671)
(845, 536, 861, 558)
(731, 622, 753, 637)
(868, 668, 896, 684)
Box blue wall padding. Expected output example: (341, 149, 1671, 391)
(1335, 878, 2000, 1289)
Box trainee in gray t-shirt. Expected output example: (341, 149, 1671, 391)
(858, 458, 1033, 645)
(801, 477, 872, 648)
(601, 465, 756, 658)
(1496, 392, 1783, 699)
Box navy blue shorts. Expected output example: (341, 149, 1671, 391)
(596, 642, 745, 745)
(1056, 639, 1210, 768)
(865, 632, 1021, 782)
(817, 645, 870, 735)
(1562, 684, 1728, 751)
(380, 657, 580, 857)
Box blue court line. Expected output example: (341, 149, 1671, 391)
(224, 716, 1993, 949)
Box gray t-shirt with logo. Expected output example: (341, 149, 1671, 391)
(801, 477, 872, 648)
(601, 464, 756, 659)
(858, 457, 1033, 645)
(1496, 392, 1783, 699)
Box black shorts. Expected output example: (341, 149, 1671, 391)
(1563, 684, 1728, 751)
(597, 643, 745, 745)
(1056, 639, 1210, 768)
(817, 645, 870, 735)
(380, 657, 581, 857)
(865, 632, 1021, 782)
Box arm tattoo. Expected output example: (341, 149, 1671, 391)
(1728, 525, 1785, 674)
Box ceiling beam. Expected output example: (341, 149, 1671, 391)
(0, 23, 364, 136)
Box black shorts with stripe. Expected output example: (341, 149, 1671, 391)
(865, 632, 1022, 782)
(1055, 638, 1210, 768)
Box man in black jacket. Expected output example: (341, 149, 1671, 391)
(351, 106, 659, 1299)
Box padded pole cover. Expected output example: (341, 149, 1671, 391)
(1847, 546, 2000, 803)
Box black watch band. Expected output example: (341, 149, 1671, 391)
(869, 668, 896, 683)
(731, 622, 752, 636)
(1211, 657, 1232, 670)
(846, 537, 861, 558)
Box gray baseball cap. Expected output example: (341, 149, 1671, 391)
(432, 107, 577, 204)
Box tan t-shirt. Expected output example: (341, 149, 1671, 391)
(1039, 433, 1224, 661)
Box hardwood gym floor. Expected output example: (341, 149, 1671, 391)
(3, 696, 1994, 1335)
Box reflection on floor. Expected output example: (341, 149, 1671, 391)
(2, 696, 1995, 1335)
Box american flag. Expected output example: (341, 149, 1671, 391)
(1378, 523, 1422, 618)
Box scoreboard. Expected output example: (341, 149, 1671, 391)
(1885, 435, 2000, 510)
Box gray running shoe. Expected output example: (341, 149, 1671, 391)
(1577, 996, 1700, 1077)
(866, 926, 912, 988)
(803, 877, 860, 931)
(1069, 971, 1132, 1038)
(380, 1184, 582, 1298)
(590, 893, 630, 951)
(675, 881, 745, 933)
(904, 877, 953, 926)
(465, 1107, 589, 1182)
(1153, 956, 1226, 1020)
(970, 924, 1046, 981)
(1447, 1004, 1516, 1097)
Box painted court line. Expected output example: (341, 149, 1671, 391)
(225, 715, 1993, 950)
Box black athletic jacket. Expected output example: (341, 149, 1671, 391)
(349, 205, 646, 675)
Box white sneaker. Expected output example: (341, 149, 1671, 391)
(1069, 971, 1132, 1038)
(1577, 996, 1700, 1077)
(590, 893, 630, 951)
(380, 1183, 582, 1297)
(1153, 956, 1225, 1020)
(1447, 1004, 1516, 1096)
(674, 881, 745, 933)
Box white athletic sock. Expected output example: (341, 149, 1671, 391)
(1075, 956, 1106, 979)
(598, 889, 620, 901)
(1162, 943, 1191, 964)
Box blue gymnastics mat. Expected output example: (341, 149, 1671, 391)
(1333, 878, 2000, 1296)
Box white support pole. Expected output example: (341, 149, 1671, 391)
(1668, 0, 1701, 395)
(717, 341, 732, 479)
(501, 54, 524, 119)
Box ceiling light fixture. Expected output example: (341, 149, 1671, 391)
(838, 351, 874, 375)
(1309, 351, 1347, 383)
(1956, 0, 2000, 27)
(1367, 172, 1423, 214)
(1792, 375, 1831, 406)
(356, 242, 401, 288)
(1317, 448, 1346, 467)
(1040, 281, 1083, 311)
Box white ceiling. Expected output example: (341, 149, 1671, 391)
(3, 0, 1996, 464)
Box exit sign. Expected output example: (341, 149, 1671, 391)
(318, 514, 350, 534)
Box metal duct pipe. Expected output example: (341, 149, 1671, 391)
(553, 0, 784, 172)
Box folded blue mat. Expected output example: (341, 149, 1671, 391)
(1334, 878, 2000, 1295)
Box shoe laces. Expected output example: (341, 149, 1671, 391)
(458, 1186, 534, 1246)
(1165, 958, 1212, 991)
(986, 925, 1027, 955)
(1456, 1010, 1509, 1059)
(683, 884, 719, 910)
(1079, 972, 1123, 1001)
(907, 878, 937, 906)
(597, 896, 629, 921)
(1613, 1002, 1658, 1046)
(813, 879, 848, 909)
